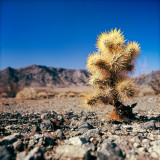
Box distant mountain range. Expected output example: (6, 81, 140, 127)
(0, 64, 159, 97)
(0, 65, 89, 97)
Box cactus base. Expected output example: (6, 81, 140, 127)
(108, 101, 137, 120)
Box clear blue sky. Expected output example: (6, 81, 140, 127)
(1, 0, 160, 76)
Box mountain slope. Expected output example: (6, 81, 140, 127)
(0, 65, 89, 97)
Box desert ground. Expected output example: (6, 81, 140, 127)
(0, 88, 160, 160)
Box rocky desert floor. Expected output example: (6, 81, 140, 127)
(0, 95, 160, 160)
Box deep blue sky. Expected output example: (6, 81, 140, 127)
(1, 0, 160, 76)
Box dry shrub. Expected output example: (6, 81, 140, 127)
(37, 92, 48, 99)
(16, 87, 37, 100)
(16, 87, 58, 100)
(0, 92, 8, 98)
(78, 92, 85, 98)
(57, 91, 81, 98)
(57, 92, 68, 98)
(67, 92, 76, 98)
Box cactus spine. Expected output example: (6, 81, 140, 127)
(86, 28, 140, 119)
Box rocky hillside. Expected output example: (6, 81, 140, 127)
(0, 65, 89, 97)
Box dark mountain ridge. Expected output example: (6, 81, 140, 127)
(0, 65, 89, 97)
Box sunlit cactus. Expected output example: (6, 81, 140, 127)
(85, 28, 140, 120)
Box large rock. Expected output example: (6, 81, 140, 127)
(0, 146, 14, 160)
(55, 145, 90, 159)
(97, 139, 124, 160)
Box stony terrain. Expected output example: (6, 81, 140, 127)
(0, 96, 159, 160)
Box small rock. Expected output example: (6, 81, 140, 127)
(66, 136, 87, 146)
(125, 150, 136, 159)
(152, 144, 160, 155)
(143, 120, 156, 129)
(137, 128, 146, 133)
(13, 140, 24, 151)
(40, 120, 54, 131)
(56, 129, 65, 140)
(16, 151, 27, 160)
(30, 126, 41, 136)
(142, 139, 149, 143)
(129, 137, 140, 143)
(133, 142, 140, 148)
(78, 122, 93, 134)
(37, 138, 43, 147)
(97, 139, 124, 160)
(122, 125, 132, 132)
(81, 129, 100, 141)
(24, 147, 44, 160)
(150, 151, 159, 159)
(28, 139, 35, 148)
(83, 142, 95, 151)
(112, 125, 121, 132)
(44, 136, 55, 146)
(34, 134, 43, 140)
(0, 133, 21, 145)
(57, 115, 64, 122)
(41, 113, 49, 120)
(147, 133, 155, 140)
(137, 147, 146, 155)
(150, 140, 160, 146)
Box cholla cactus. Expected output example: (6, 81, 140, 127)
(85, 28, 140, 120)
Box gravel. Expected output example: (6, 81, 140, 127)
(0, 96, 159, 159)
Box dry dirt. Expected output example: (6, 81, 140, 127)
(0, 94, 159, 119)
(0, 93, 160, 160)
